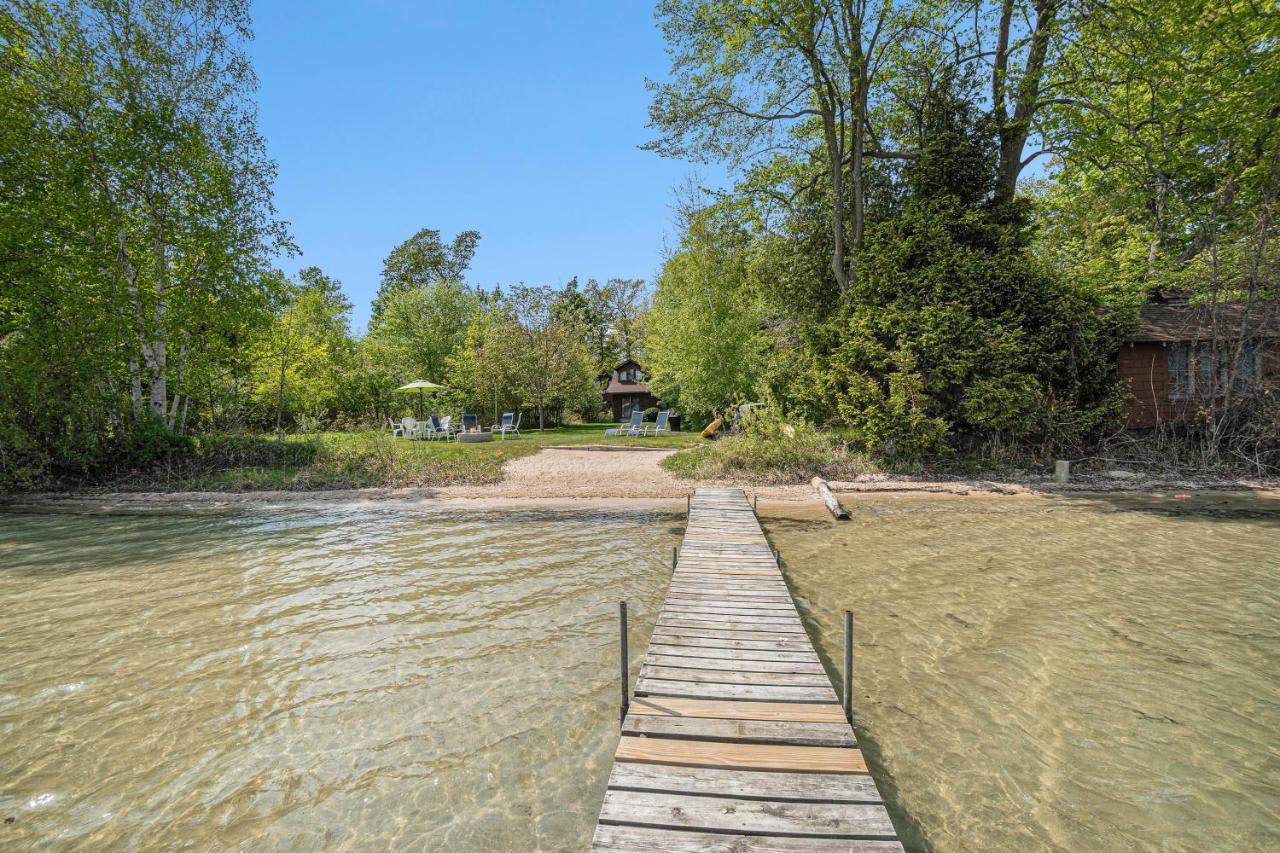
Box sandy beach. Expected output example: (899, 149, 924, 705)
(4, 445, 1276, 515)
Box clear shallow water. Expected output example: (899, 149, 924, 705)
(3, 497, 1278, 852)
(0, 507, 676, 850)
(767, 494, 1280, 852)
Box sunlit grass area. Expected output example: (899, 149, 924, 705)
(147, 424, 705, 492)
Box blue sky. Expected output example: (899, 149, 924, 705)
(248, 1, 720, 333)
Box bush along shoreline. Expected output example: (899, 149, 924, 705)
(0, 429, 525, 494)
(660, 407, 1280, 490)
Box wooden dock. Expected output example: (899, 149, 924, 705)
(591, 487, 903, 851)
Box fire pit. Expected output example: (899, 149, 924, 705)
(457, 430, 493, 443)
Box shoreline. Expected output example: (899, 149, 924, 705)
(5, 477, 1277, 517)
(5, 445, 1277, 514)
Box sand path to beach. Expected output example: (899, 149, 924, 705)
(435, 446, 697, 499)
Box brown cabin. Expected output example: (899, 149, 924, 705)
(599, 358, 659, 421)
(1117, 298, 1279, 428)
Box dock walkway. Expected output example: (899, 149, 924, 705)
(591, 488, 902, 851)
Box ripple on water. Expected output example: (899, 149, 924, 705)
(4, 496, 1276, 851)
(0, 507, 676, 850)
(766, 494, 1280, 853)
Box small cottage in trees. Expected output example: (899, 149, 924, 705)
(1117, 295, 1279, 428)
(598, 359, 659, 421)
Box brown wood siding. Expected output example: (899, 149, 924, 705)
(1118, 340, 1279, 429)
(1119, 343, 1169, 428)
(606, 392, 658, 421)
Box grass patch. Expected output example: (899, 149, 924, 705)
(664, 417, 1063, 485)
(97, 424, 705, 492)
(185, 432, 540, 490)
(661, 411, 877, 484)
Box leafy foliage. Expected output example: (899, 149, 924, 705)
(370, 228, 481, 323)
(662, 406, 858, 484)
(0, 0, 290, 485)
(447, 286, 600, 429)
(646, 205, 767, 420)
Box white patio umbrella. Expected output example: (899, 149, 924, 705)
(395, 380, 447, 420)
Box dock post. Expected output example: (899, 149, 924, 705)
(843, 610, 853, 723)
(672, 546, 677, 569)
(686, 493, 691, 518)
(619, 601, 629, 727)
(753, 494, 759, 514)
(773, 548, 780, 565)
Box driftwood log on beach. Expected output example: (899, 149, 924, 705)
(811, 476, 849, 520)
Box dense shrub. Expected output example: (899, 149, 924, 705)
(0, 417, 321, 492)
(781, 75, 1125, 458)
(663, 406, 864, 484)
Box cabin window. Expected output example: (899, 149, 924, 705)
(1231, 341, 1260, 394)
(1196, 346, 1217, 397)
(1168, 341, 1262, 400)
(1168, 344, 1190, 399)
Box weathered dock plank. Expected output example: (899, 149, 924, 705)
(598, 790, 895, 837)
(591, 488, 903, 851)
(593, 825, 903, 852)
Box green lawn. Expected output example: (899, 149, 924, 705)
(179, 423, 704, 492)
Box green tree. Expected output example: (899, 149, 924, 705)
(646, 206, 767, 420)
(505, 285, 600, 428)
(370, 228, 481, 324)
(250, 267, 354, 435)
(818, 72, 1123, 454)
(551, 277, 650, 371)
(5, 0, 289, 421)
(363, 282, 480, 381)
(647, 0, 931, 290)
(449, 286, 600, 429)
(1047, 0, 1279, 287)
(587, 278, 648, 365)
(0, 0, 289, 486)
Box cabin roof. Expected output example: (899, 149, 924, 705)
(603, 378, 652, 395)
(601, 358, 651, 396)
(1127, 301, 1280, 343)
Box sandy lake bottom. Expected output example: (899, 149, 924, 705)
(1, 494, 1276, 850)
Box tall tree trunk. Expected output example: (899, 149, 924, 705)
(851, 73, 868, 262)
(128, 356, 143, 414)
(167, 339, 188, 431)
(146, 228, 170, 421)
(993, 0, 1058, 203)
(1147, 181, 1167, 279)
(275, 348, 289, 441)
(116, 225, 151, 418)
(142, 338, 166, 420)
(815, 84, 848, 291)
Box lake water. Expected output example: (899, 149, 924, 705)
(1, 495, 1277, 851)
(769, 494, 1280, 852)
(0, 505, 677, 850)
